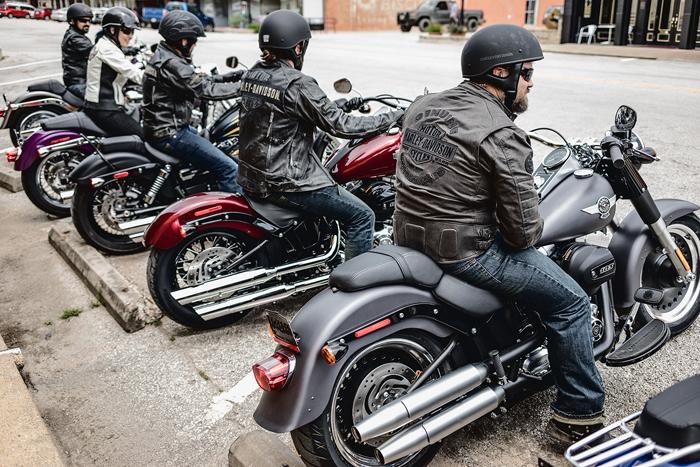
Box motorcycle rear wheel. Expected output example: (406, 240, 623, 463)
(21, 149, 82, 218)
(10, 106, 66, 146)
(147, 229, 269, 329)
(291, 333, 447, 467)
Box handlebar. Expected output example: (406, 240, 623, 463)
(601, 136, 626, 169)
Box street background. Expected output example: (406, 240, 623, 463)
(1, 18, 700, 466)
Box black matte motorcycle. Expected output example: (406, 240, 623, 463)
(251, 106, 700, 466)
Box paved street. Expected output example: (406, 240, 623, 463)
(1, 18, 700, 467)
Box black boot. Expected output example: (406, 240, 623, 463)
(545, 415, 608, 451)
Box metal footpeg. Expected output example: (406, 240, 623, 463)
(634, 287, 664, 306)
(605, 319, 670, 367)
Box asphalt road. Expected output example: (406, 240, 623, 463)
(1, 18, 700, 467)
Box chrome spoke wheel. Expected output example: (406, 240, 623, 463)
(91, 179, 146, 236)
(18, 110, 58, 144)
(36, 149, 81, 204)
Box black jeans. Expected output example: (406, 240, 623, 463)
(84, 108, 143, 139)
(66, 83, 85, 99)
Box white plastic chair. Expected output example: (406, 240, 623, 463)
(577, 24, 597, 44)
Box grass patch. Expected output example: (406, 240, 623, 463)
(59, 308, 83, 320)
(169, 335, 176, 342)
(198, 370, 210, 381)
(90, 298, 101, 308)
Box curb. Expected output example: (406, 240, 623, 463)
(48, 220, 162, 332)
(228, 430, 304, 467)
(0, 164, 22, 193)
(0, 334, 65, 466)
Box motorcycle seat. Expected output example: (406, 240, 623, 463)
(100, 135, 145, 155)
(330, 245, 503, 320)
(246, 196, 303, 229)
(40, 112, 107, 137)
(62, 90, 83, 108)
(27, 79, 66, 95)
(634, 374, 700, 459)
(144, 142, 182, 166)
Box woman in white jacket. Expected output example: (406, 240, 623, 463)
(84, 6, 144, 138)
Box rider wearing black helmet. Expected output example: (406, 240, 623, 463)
(62, 3, 93, 98)
(238, 10, 403, 259)
(394, 24, 606, 446)
(142, 10, 243, 194)
(84, 6, 144, 138)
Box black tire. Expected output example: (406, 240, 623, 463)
(150, 21, 158, 29)
(635, 214, 700, 335)
(71, 181, 148, 255)
(291, 332, 448, 467)
(204, 23, 214, 32)
(417, 17, 431, 32)
(20, 150, 81, 217)
(400, 24, 412, 32)
(9, 106, 66, 147)
(466, 18, 479, 32)
(147, 229, 269, 329)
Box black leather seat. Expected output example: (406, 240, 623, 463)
(330, 245, 503, 320)
(247, 196, 303, 229)
(635, 374, 700, 459)
(144, 142, 182, 165)
(28, 79, 66, 95)
(40, 112, 107, 137)
(99, 136, 145, 155)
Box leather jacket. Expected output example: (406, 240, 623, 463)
(142, 42, 241, 141)
(394, 81, 543, 264)
(237, 60, 403, 197)
(85, 36, 143, 111)
(61, 26, 93, 88)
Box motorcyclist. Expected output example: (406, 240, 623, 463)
(84, 7, 144, 138)
(62, 3, 93, 98)
(143, 10, 243, 194)
(237, 10, 404, 259)
(393, 24, 606, 446)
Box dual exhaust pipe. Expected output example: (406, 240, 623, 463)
(351, 363, 506, 464)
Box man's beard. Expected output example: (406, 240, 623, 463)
(512, 94, 529, 113)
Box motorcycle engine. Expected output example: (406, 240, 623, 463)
(347, 178, 396, 223)
(557, 243, 616, 294)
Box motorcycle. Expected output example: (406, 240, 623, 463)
(566, 374, 700, 467)
(142, 80, 410, 329)
(250, 105, 700, 467)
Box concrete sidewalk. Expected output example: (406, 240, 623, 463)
(0, 334, 64, 467)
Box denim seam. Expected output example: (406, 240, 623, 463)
(474, 260, 504, 286)
(509, 258, 583, 301)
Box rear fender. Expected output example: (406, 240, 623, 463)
(15, 130, 84, 171)
(3, 91, 72, 129)
(609, 199, 699, 310)
(143, 192, 267, 249)
(253, 285, 453, 433)
(70, 152, 155, 184)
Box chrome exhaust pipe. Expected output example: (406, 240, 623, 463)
(171, 225, 340, 306)
(352, 363, 488, 443)
(38, 137, 88, 156)
(117, 215, 156, 235)
(375, 386, 506, 465)
(197, 274, 329, 321)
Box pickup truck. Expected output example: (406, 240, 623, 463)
(397, 0, 485, 32)
(142, 1, 214, 31)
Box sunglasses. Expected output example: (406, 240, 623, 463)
(76, 18, 91, 24)
(120, 27, 134, 35)
(520, 67, 534, 82)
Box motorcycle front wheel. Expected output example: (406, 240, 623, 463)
(71, 177, 154, 254)
(21, 149, 83, 217)
(291, 333, 447, 467)
(147, 229, 269, 329)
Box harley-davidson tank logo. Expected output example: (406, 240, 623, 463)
(582, 195, 616, 219)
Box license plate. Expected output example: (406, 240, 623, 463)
(267, 312, 299, 351)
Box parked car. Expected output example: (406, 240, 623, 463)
(142, 1, 214, 31)
(0, 2, 36, 18)
(397, 0, 484, 32)
(543, 5, 562, 29)
(51, 6, 67, 21)
(91, 7, 107, 23)
(33, 6, 51, 20)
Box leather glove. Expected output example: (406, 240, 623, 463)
(341, 97, 364, 113)
(219, 70, 246, 83)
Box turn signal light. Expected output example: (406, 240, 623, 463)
(252, 349, 295, 392)
(5, 148, 18, 162)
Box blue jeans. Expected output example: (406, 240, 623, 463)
(151, 126, 242, 194)
(268, 185, 374, 260)
(443, 236, 605, 419)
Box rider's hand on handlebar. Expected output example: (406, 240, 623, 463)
(341, 97, 364, 113)
(219, 70, 246, 83)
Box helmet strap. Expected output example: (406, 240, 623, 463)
(292, 40, 309, 70)
(484, 62, 522, 112)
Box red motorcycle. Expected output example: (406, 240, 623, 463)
(143, 81, 410, 328)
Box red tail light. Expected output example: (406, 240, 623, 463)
(113, 171, 129, 179)
(5, 148, 18, 162)
(0, 108, 6, 118)
(252, 349, 295, 392)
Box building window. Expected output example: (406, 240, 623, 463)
(525, 0, 538, 25)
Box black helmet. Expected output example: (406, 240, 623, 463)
(67, 3, 92, 21)
(461, 24, 543, 110)
(259, 10, 311, 70)
(102, 6, 140, 31)
(159, 10, 205, 41)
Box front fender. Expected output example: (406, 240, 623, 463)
(15, 130, 83, 171)
(253, 285, 453, 433)
(143, 192, 266, 249)
(70, 152, 153, 183)
(609, 198, 699, 310)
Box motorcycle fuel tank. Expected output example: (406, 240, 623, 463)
(538, 171, 616, 245)
(329, 131, 401, 184)
(208, 101, 240, 144)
